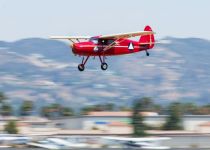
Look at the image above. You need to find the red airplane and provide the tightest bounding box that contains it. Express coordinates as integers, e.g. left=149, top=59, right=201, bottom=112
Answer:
left=51, top=25, right=155, bottom=71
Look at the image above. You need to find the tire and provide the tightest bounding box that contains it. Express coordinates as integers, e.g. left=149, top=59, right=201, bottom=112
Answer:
left=101, top=63, right=108, bottom=70
left=146, top=51, right=150, bottom=56
left=78, top=64, right=85, bottom=71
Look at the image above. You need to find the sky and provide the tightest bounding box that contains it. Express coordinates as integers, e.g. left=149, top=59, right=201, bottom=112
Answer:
left=0, top=0, right=210, bottom=41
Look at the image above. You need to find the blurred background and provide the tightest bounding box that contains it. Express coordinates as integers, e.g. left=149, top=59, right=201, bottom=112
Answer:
left=0, top=0, right=210, bottom=149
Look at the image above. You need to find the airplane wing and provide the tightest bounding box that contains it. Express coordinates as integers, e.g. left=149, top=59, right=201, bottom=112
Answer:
left=47, top=138, right=88, bottom=148
left=99, top=31, right=155, bottom=39
left=103, top=136, right=170, bottom=149
left=99, top=31, right=155, bottom=51
left=103, top=136, right=170, bottom=142
left=50, top=36, right=91, bottom=40
left=27, top=142, right=60, bottom=149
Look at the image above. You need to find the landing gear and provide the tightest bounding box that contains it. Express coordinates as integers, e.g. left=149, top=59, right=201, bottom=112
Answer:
left=78, top=56, right=89, bottom=71
left=146, top=50, right=150, bottom=56
left=77, top=55, right=109, bottom=71
left=101, top=63, right=108, bottom=70
left=78, top=64, right=85, bottom=71
left=99, top=55, right=108, bottom=71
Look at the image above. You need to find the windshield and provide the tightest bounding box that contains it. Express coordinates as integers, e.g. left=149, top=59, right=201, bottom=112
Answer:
left=89, top=37, right=98, bottom=44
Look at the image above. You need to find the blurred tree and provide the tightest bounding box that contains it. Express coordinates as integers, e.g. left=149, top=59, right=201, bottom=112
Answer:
left=104, top=103, right=115, bottom=111
left=1, top=103, right=13, bottom=116
left=153, top=104, right=163, bottom=114
left=60, top=107, right=74, bottom=116
left=136, top=97, right=160, bottom=112
left=132, top=98, right=147, bottom=137
left=80, top=103, right=116, bottom=115
left=93, top=104, right=104, bottom=111
left=41, top=106, right=51, bottom=118
left=0, top=92, right=7, bottom=103
left=41, top=103, right=74, bottom=118
left=182, top=102, right=198, bottom=114
left=195, top=105, right=210, bottom=115
left=20, top=100, right=34, bottom=116
left=119, top=106, right=132, bottom=111
left=80, top=107, right=93, bottom=115
left=140, top=97, right=154, bottom=110
left=0, top=92, right=13, bottom=116
left=41, top=103, right=60, bottom=118
left=4, top=121, right=18, bottom=134
left=163, top=103, right=183, bottom=130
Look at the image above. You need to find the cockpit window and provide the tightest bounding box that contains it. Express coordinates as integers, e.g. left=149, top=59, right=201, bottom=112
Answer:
left=90, top=37, right=98, bottom=44
left=107, top=39, right=115, bottom=45
left=99, top=39, right=115, bottom=45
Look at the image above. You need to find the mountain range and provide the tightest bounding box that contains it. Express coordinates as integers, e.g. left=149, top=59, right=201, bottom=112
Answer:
left=0, top=37, right=210, bottom=111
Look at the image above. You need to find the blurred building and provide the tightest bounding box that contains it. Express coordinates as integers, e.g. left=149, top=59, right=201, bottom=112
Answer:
left=2, top=113, right=210, bottom=135
left=18, top=116, right=60, bottom=136
left=50, top=112, right=210, bottom=135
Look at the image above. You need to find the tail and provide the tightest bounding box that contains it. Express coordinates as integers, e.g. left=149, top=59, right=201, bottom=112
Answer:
left=139, top=25, right=155, bottom=49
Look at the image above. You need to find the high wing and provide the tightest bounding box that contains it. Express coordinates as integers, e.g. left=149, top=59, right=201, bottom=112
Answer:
left=47, top=138, right=88, bottom=148
left=99, top=31, right=155, bottom=51
left=50, top=36, right=91, bottom=40
left=103, top=136, right=170, bottom=142
left=27, top=142, right=60, bottom=149
left=99, top=31, right=155, bottom=39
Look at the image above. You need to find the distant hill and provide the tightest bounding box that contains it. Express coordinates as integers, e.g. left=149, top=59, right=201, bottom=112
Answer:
left=0, top=37, right=210, bottom=110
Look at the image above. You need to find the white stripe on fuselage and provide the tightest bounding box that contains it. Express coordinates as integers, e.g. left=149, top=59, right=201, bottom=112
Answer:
left=79, top=45, right=139, bottom=48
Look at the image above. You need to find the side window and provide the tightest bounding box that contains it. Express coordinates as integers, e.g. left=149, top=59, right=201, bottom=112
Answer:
left=99, top=39, right=114, bottom=45
left=90, top=38, right=98, bottom=44
left=107, top=39, right=115, bottom=45
left=92, top=39, right=98, bottom=44
left=100, top=39, right=107, bottom=45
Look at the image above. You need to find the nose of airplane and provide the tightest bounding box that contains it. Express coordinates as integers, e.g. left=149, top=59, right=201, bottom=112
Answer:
left=71, top=43, right=80, bottom=54
left=70, top=43, right=73, bottom=49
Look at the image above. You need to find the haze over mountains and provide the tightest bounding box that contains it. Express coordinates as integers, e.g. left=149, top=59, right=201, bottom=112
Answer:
left=0, top=37, right=210, bottom=110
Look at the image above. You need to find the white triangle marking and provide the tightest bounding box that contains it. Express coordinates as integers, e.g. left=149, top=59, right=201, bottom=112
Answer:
left=94, top=46, right=99, bottom=52
left=128, top=42, right=134, bottom=50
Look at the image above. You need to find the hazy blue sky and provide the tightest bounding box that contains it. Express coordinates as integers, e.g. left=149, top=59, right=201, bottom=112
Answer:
left=0, top=0, right=210, bottom=41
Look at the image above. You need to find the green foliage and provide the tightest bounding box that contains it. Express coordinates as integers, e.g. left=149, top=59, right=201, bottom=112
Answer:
left=60, top=107, right=74, bottom=116
left=192, top=105, right=210, bottom=115
left=118, top=106, right=132, bottom=111
left=41, top=103, right=74, bottom=118
left=4, top=121, right=18, bottom=134
left=181, top=102, right=198, bottom=114
left=134, top=97, right=162, bottom=113
left=20, top=100, right=34, bottom=116
left=0, top=92, right=13, bottom=116
left=131, top=98, right=148, bottom=137
left=81, top=103, right=116, bottom=115
left=0, top=92, right=7, bottom=103
left=1, top=103, right=13, bottom=116
left=92, top=126, right=99, bottom=130
left=163, top=103, right=183, bottom=130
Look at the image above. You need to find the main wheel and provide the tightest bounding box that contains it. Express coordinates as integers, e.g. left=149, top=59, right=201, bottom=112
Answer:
left=101, top=63, right=108, bottom=70
left=146, top=52, right=150, bottom=56
left=78, top=64, right=85, bottom=71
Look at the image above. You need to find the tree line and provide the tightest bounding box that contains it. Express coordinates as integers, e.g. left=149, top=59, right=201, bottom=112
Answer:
left=1, top=91, right=210, bottom=117
left=0, top=92, right=74, bottom=118
left=1, top=91, right=210, bottom=135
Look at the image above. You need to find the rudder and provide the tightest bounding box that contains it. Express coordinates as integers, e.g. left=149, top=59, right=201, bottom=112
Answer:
left=139, top=26, right=155, bottom=49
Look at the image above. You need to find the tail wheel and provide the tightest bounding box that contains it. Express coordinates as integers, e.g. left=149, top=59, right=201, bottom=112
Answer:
left=101, top=63, right=108, bottom=70
left=146, top=50, right=150, bottom=56
left=78, top=64, right=85, bottom=71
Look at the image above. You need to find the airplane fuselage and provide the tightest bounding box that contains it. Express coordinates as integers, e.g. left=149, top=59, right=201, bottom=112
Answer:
left=72, top=39, right=150, bottom=56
